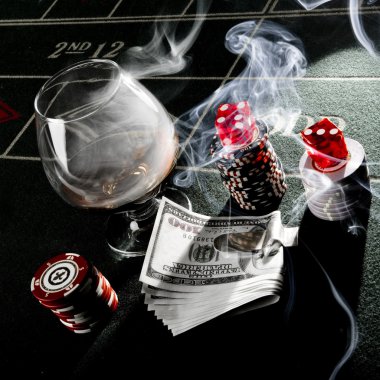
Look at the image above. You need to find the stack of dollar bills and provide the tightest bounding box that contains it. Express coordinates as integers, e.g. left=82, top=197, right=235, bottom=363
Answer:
left=139, top=197, right=298, bottom=336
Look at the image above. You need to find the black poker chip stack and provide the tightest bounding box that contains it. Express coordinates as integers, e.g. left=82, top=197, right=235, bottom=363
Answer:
left=210, top=120, right=287, bottom=215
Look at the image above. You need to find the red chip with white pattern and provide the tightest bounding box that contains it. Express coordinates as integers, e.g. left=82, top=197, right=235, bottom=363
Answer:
left=31, top=253, right=91, bottom=303
left=31, top=253, right=118, bottom=333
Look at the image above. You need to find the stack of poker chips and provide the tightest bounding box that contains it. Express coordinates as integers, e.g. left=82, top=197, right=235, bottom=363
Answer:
left=210, top=101, right=287, bottom=214
left=31, top=253, right=118, bottom=334
left=299, top=118, right=369, bottom=221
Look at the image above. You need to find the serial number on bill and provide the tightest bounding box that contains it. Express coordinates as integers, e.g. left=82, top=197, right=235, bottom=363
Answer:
left=48, top=41, right=125, bottom=59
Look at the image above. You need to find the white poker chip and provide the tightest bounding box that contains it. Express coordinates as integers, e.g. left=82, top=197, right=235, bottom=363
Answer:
left=307, top=203, right=352, bottom=221
left=308, top=201, right=353, bottom=216
left=299, top=138, right=365, bottom=185
left=306, top=196, right=360, bottom=209
left=308, top=191, right=359, bottom=205
left=307, top=189, right=364, bottom=203
left=300, top=172, right=359, bottom=193
left=307, top=199, right=360, bottom=214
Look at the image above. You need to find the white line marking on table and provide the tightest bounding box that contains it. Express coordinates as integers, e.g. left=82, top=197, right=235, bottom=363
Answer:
left=108, top=0, right=124, bottom=18
left=2, top=115, right=35, bottom=156
left=0, top=9, right=379, bottom=26
left=40, top=0, right=60, bottom=20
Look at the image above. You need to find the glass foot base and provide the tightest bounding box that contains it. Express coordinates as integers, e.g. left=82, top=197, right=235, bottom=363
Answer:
left=106, top=208, right=157, bottom=258
left=106, top=187, right=191, bottom=258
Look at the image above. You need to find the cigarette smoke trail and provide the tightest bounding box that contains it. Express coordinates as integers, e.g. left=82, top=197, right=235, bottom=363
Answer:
left=302, top=242, right=359, bottom=380
left=349, top=0, right=378, bottom=57
left=299, top=0, right=380, bottom=57
left=121, top=0, right=211, bottom=78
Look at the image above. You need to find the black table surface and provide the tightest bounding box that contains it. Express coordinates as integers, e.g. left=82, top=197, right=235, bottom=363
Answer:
left=1, top=1, right=379, bottom=379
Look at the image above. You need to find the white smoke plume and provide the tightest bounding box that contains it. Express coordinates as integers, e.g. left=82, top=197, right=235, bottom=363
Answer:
left=299, top=0, right=380, bottom=57
left=297, top=0, right=332, bottom=10
left=174, top=20, right=307, bottom=188
left=121, top=0, right=211, bottom=78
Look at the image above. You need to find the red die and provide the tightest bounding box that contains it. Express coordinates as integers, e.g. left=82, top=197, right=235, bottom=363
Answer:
left=301, top=118, right=349, bottom=169
left=215, top=101, right=257, bottom=148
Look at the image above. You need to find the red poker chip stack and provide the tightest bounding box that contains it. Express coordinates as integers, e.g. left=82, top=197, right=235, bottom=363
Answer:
left=31, top=253, right=118, bottom=334
left=211, top=101, right=287, bottom=215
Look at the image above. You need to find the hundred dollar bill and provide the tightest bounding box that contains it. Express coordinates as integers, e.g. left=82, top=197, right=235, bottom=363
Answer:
left=140, top=197, right=297, bottom=293
left=144, top=279, right=282, bottom=305
left=149, top=282, right=282, bottom=316
left=156, top=289, right=282, bottom=336
left=165, top=294, right=280, bottom=336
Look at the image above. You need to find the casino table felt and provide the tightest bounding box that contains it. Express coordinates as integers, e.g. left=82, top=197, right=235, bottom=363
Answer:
left=0, top=1, right=379, bottom=379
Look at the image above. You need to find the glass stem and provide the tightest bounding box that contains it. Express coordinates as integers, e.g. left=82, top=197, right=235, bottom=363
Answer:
left=125, top=198, right=160, bottom=222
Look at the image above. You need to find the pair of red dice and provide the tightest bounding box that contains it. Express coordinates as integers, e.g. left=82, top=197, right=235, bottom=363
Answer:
left=214, top=102, right=348, bottom=170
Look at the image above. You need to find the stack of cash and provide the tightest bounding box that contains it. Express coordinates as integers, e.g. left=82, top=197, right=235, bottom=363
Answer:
left=139, top=197, right=298, bottom=336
